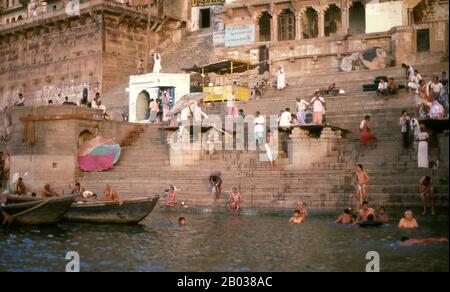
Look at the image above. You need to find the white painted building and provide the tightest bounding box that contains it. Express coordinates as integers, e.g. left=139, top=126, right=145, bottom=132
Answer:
left=128, top=73, right=190, bottom=123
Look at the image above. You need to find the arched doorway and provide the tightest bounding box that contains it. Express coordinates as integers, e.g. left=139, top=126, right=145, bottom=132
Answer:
left=136, top=90, right=150, bottom=121
left=301, top=7, right=318, bottom=39
left=258, top=11, right=272, bottom=42
left=78, top=130, right=94, bottom=149
left=324, top=4, right=342, bottom=36
left=278, top=9, right=296, bottom=41
left=349, top=1, right=365, bottom=35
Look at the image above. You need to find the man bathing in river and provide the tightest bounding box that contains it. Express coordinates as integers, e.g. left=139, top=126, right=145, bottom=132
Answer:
left=355, top=164, right=370, bottom=210
left=178, top=217, right=186, bottom=227
left=358, top=201, right=375, bottom=222
left=209, top=172, right=223, bottom=200
left=227, top=188, right=242, bottom=215
left=164, top=185, right=177, bottom=207
left=377, top=206, right=389, bottom=223
left=397, top=237, right=448, bottom=247
left=289, top=210, right=304, bottom=224
left=419, top=176, right=435, bottom=215
left=296, top=201, right=308, bottom=222
left=335, top=208, right=353, bottom=224
left=398, top=210, right=419, bottom=229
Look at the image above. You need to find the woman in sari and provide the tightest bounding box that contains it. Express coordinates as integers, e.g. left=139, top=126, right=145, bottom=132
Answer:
left=416, top=127, right=429, bottom=168
left=359, top=115, right=376, bottom=156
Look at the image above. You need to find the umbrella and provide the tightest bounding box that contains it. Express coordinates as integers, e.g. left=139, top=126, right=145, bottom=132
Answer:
left=169, top=92, right=209, bottom=116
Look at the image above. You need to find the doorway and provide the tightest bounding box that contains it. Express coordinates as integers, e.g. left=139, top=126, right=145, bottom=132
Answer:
left=200, top=8, right=211, bottom=29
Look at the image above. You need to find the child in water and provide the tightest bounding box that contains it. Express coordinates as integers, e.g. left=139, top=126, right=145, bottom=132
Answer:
left=178, top=217, right=186, bottom=227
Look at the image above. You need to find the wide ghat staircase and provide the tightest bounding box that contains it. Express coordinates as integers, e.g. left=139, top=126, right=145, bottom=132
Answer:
left=78, top=63, right=449, bottom=210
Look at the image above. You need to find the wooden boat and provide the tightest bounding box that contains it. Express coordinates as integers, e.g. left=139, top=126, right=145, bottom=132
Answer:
left=62, top=196, right=159, bottom=224
left=0, top=195, right=75, bottom=225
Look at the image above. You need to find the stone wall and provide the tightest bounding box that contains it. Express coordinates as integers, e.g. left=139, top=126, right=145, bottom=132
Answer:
left=0, top=13, right=103, bottom=108
left=7, top=106, right=138, bottom=193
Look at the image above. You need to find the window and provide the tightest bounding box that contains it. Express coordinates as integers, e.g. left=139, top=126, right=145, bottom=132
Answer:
left=258, top=12, right=272, bottom=42
left=199, top=8, right=211, bottom=29
left=278, top=9, right=296, bottom=41
left=53, top=5, right=58, bottom=11
left=349, top=1, right=365, bottom=35
left=417, top=29, right=430, bottom=52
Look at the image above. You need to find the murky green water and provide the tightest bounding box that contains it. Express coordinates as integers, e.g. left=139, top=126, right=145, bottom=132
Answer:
left=0, top=209, right=448, bottom=272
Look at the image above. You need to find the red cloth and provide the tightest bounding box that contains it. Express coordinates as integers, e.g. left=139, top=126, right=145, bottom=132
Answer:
left=78, top=153, right=115, bottom=171
left=360, top=128, right=376, bottom=145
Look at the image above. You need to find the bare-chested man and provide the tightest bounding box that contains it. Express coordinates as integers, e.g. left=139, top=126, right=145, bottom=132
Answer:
left=104, top=185, right=119, bottom=202
left=296, top=201, right=308, bottom=222
left=16, top=177, right=27, bottom=196
left=335, top=208, right=353, bottom=224
left=355, top=164, right=370, bottom=210
left=227, top=187, right=242, bottom=215
left=42, top=184, right=59, bottom=197
left=289, top=210, right=304, bottom=224
left=419, top=176, right=435, bottom=215
left=398, top=210, right=419, bottom=229
left=359, top=201, right=375, bottom=222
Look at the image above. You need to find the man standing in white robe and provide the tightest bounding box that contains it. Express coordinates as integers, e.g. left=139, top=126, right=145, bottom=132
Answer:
left=277, top=65, right=286, bottom=90
left=153, top=53, right=162, bottom=74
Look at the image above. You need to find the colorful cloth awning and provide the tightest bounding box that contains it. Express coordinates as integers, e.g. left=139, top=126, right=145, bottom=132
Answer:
left=78, top=136, right=121, bottom=171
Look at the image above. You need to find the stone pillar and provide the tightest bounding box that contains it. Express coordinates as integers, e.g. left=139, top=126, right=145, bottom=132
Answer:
left=390, top=26, right=415, bottom=66
left=295, top=12, right=302, bottom=40
left=272, top=13, right=278, bottom=42
left=341, top=5, right=349, bottom=35
left=318, top=9, right=325, bottom=38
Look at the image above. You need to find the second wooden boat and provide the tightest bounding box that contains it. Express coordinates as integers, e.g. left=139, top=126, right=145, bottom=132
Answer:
left=62, top=196, right=159, bottom=224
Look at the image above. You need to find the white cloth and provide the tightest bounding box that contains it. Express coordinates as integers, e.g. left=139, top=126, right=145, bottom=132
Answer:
left=399, top=116, right=410, bottom=133
left=416, top=132, right=429, bottom=168
left=254, top=116, right=265, bottom=134
left=264, top=143, right=273, bottom=161
left=411, top=74, right=422, bottom=85
left=277, top=68, right=286, bottom=90
left=410, top=118, right=420, bottom=137
left=153, top=53, right=162, bottom=73
left=279, top=111, right=292, bottom=127
left=311, top=96, right=325, bottom=113
left=430, top=82, right=443, bottom=94
left=378, top=82, right=387, bottom=90
left=226, top=92, right=235, bottom=108
left=407, top=66, right=415, bottom=82
left=360, top=120, right=366, bottom=130
left=296, top=100, right=309, bottom=112
left=180, top=107, right=190, bottom=121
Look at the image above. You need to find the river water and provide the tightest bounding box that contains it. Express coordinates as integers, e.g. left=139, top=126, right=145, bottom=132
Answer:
left=0, top=208, right=448, bottom=272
